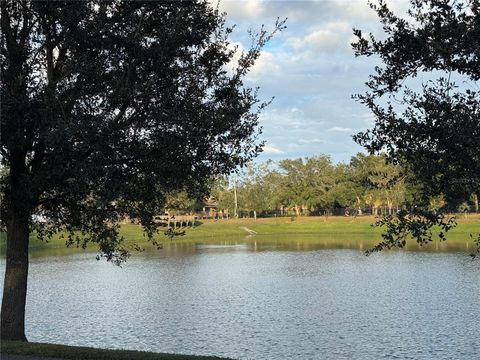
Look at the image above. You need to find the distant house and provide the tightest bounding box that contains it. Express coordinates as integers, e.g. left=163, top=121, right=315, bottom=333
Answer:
left=202, top=197, right=218, bottom=218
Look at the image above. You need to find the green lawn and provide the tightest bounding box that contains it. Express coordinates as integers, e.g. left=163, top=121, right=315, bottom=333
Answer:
left=0, top=214, right=479, bottom=257
left=0, top=341, right=232, bottom=360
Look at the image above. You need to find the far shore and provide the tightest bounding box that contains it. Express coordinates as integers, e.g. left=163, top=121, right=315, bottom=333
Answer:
left=1, top=214, right=478, bottom=257
left=0, top=214, right=480, bottom=257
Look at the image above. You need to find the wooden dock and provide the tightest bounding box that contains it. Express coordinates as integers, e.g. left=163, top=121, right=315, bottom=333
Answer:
left=154, top=215, right=197, bottom=229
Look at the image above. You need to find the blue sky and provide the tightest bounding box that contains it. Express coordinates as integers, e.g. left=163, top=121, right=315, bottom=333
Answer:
left=216, top=0, right=411, bottom=164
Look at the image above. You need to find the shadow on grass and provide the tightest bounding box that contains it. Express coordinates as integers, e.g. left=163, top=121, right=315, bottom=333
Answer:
left=0, top=341, right=233, bottom=360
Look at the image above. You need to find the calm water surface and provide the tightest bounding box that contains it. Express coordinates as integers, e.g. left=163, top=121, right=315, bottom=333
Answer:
left=1, top=241, right=479, bottom=359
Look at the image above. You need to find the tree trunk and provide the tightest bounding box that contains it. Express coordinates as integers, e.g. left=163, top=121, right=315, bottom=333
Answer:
left=1, top=211, right=30, bottom=341
left=233, top=176, right=238, bottom=218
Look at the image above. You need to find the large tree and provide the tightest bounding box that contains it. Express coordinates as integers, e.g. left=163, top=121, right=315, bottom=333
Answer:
left=244, top=161, right=283, bottom=217
left=352, top=0, right=479, bottom=251
left=0, top=0, right=283, bottom=340
left=350, top=153, right=407, bottom=216
left=275, top=156, right=337, bottom=216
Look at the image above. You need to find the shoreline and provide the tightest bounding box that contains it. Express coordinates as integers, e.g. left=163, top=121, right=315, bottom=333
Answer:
left=1, top=215, right=479, bottom=257
left=0, top=341, right=232, bottom=360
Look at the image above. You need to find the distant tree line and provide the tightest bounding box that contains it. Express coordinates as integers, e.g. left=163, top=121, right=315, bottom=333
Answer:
left=167, top=153, right=479, bottom=218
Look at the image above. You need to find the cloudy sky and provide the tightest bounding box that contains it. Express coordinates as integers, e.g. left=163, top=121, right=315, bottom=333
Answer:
left=215, top=0, right=411, bottom=164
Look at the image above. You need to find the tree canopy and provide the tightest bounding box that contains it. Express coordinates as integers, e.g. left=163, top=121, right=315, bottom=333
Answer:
left=1, top=0, right=283, bottom=259
left=352, top=0, right=479, bottom=251
left=0, top=0, right=284, bottom=341
left=208, top=154, right=416, bottom=219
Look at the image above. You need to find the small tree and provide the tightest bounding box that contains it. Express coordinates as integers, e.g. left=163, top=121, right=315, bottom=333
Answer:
left=457, top=202, right=470, bottom=218
left=0, top=0, right=284, bottom=341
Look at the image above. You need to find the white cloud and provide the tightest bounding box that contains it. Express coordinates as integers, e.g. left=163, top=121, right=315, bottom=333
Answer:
left=287, top=21, right=352, bottom=53
left=223, top=41, right=244, bottom=76
left=218, top=0, right=412, bottom=163
left=328, top=126, right=353, bottom=133
left=249, top=50, right=279, bottom=77
left=262, top=143, right=284, bottom=154
left=227, top=43, right=278, bottom=79
left=298, top=138, right=325, bottom=144
left=217, top=0, right=264, bottom=20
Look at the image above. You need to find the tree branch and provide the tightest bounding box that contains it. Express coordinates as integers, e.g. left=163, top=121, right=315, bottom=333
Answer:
left=0, top=2, right=19, bottom=56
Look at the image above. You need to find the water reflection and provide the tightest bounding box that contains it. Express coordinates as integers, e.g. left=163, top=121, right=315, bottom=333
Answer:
left=1, top=233, right=475, bottom=260
left=160, top=235, right=474, bottom=256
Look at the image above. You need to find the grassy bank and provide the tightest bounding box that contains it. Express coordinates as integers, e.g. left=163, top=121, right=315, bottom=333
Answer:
left=1, top=214, right=479, bottom=256
left=0, top=341, right=232, bottom=360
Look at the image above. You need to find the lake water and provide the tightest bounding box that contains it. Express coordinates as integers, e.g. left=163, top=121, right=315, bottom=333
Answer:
left=1, top=241, right=480, bottom=359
